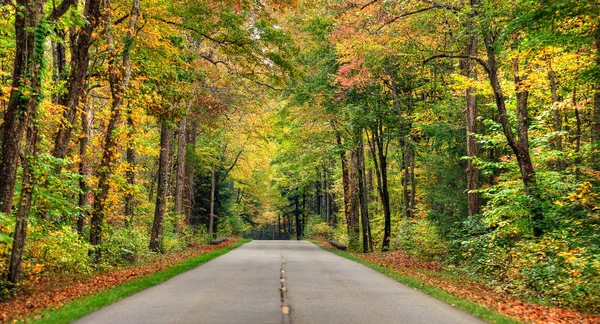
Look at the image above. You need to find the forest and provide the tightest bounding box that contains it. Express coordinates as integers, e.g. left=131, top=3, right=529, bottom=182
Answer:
left=0, top=0, right=599, bottom=321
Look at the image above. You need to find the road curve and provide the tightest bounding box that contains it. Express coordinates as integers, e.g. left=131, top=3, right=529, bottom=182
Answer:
left=74, top=240, right=484, bottom=324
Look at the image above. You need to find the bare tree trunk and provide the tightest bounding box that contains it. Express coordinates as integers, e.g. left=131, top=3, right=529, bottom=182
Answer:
left=208, top=161, right=216, bottom=237
left=149, top=122, right=172, bottom=252
left=90, top=0, right=141, bottom=261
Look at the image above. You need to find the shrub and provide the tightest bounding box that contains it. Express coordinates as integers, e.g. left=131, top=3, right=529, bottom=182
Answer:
left=392, top=218, right=447, bottom=261
left=304, top=219, right=334, bottom=239
left=102, top=227, right=149, bottom=266
left=27, top=225, right=91, bottom=275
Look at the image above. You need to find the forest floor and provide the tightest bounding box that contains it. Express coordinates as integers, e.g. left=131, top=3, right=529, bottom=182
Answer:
left=316, top=238, right=599, bottom=324
left=0, top=240, right=235, bottom=323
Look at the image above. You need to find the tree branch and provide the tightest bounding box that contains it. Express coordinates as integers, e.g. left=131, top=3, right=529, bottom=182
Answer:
left=418, top=0, right=459, bottom=11
left=218, top=148, right=244, bottom=185
left=49, top=0, right=77, bottom=20
left=152, top=16, right=250, bottom=48
left=423, top=54, right=490, bottom=75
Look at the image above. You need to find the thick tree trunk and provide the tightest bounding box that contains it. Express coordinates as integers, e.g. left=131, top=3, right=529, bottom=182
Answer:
left=0, top=0, right=46, bottom=214
left=89, top=0, right=140, bottom=260
left=7, top=96, right=39, bottom=284
left=149, top=122, right=172, bottom=252
left=52, top=0, right=104, bottom=164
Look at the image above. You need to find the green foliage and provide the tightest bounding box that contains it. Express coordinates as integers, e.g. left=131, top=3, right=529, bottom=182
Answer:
left=101, top=228, right=149, bottom=266
left=32, top=154, right=84, bottom=223
left=219, top=214, right=250, bottom=237
left=392, top=219, right=447, bottom=261
left=450, top=170, right=600, bottom=312
left=304, top=218, right=334, bottom=239
left=27, top=225, right=91, bottom=275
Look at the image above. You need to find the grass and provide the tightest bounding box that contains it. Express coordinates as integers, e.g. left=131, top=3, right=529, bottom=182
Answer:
left=310, top=240, right=522, bottom=324
left=27, top=239, right=250, bottom=324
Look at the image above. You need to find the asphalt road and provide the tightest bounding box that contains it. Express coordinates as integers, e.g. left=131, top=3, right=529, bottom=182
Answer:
left=74, top=240, right=485, bottom=324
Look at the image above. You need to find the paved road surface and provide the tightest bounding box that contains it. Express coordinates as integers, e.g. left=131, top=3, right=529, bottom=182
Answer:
left=75, top=241, right=484, bottom=324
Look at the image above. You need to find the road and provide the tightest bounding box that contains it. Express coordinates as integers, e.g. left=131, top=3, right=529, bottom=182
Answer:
left=75, top=240, right=485, bottom=324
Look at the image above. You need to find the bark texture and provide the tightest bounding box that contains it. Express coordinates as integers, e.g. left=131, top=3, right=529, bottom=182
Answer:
left=150, top=122, right=172, bottom=252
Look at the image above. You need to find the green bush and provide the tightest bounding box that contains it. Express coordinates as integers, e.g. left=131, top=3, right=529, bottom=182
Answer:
left=162, top=231, right=186, bottom=253
left=101, top=227, right=149, bottom=266
left=304, top=219, right=334, bottom=238
left=219, top=215, right=249, bottom=237
left=392, top=218, right=447, bottom=261
left=27, top=225, right=91, bottom=275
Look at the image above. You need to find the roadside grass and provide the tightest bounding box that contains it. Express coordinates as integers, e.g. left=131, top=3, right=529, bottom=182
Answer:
left=26, top=239, right=251, bottom=324
left=310, top=241, right=521, bottom=324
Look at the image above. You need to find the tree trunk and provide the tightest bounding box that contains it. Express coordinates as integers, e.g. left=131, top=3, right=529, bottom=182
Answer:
left=149, top=122, right=172, bottom=252
left=460, top=3, right=481, bottom=217
left=354, top=131, right=372, bottom=253
left=174, top=116, right=187, bottom=220
left=334, top=122, right=359, bottom=249
left=548, top=69, right=565, bottom=170
left=183, top=120, right=197, bottom=226
left=321, top=168, right=326, bottom=218
left=574, top=86, right=582, bottom=178
left=0, top=0, right=46, bottom=214
left=124, top=108, right=136, bottom=226
left=278, top=214, right=281, bottom=240
left=483, top=33, right=542, bottom=236
left=51, top=0, right=104, bottom=165
left=7, top=93, right=40, bottom=284
left=89, top=0, right=140, bottom=260
left=77, top=96, right=92, bottom=234
left=295, top=196, right=301, bottom=239
left=592, top=23, right=600, bottom=169
left=367, top=124, right=390, bottom=251
left=208, top=161, right=216, bottom=237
